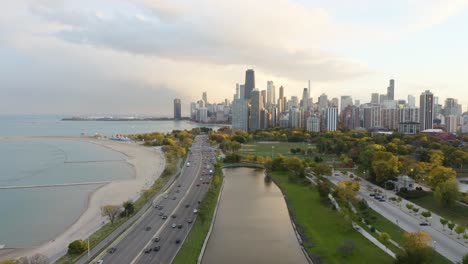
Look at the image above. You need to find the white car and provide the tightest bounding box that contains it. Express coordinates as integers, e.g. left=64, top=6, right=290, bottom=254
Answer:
left=96, top=261, right=104, bottom=264
left=193, top=209, right=198, bottom=214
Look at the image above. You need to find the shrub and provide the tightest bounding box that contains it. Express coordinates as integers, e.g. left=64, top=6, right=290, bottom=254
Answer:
left=68, top=239, right=87, bottom=255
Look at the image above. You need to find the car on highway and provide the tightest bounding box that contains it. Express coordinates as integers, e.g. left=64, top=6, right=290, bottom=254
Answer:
left=185, top=204, right=190, bottom=208
left=145, top=226, right=151, bottom=231
left=177, top=224, right=183, bottom=229
left=176, top=189, right=180, bottom=193
left=420, top=222, right=429, bottom=226
left=153, top=245, right=160, bottom=252
left=96, top=260, right=103, bottom=264
left=187, top=219, right=193, bottom=224
left=162, top=215, right=167, bottom=220
left=144, top=248, right=152, bottom=254
left=172, top=223, right=177, bottom=228
left=175, top=239, right=181, bottom=244
left=158, top=206, right=164, bottom=210
left=178, top=184, right=181, bottom=187
left=159, top=212, right=164, bottom=216
left=107, top=247, right=117, bottom=254
left=154, top=204, right=159, bottom=208
left=153, top=237, right=160, bottom=242
left=200, top=178, right=203, bottom=181
left=172, top=197, right=177, bottom=200
left=171, top=214, right=177, bottom=218
left=193, top=209, right=198, bottom=214
left=196, top=184, right=200, bottom=187
left=369, top=193, right=376, bottom=197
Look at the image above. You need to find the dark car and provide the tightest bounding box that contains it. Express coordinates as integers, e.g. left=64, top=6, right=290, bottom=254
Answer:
left=172, top=197, right=177, bottom=200
left=171, top=214, right=177, bottom=219
left=175, top=239, right=181, bottom=244
left=185, top=204, right=190, bottom=208
left=144, top=248, right=152, bottom=253
left=145, top=226, right=151, bottom=231
left=177, top=224, right=183, bottom=229
left=378, top=198, right=386, bottom=202
left=153, top=246, right=160, bottom=252
left=187, top=219, right=193, bottom=224
left=420, top=222, right=429, bottom=226
left=369, top=193, right=376, bottom=197
left=162, top=215, right=168, bottom=220
left=178, top=184, right=181, bottom=187
left=196, top=184, right=200, bottom=187
left=108, top=247, right=117, bottom=254
left=159, top=206, right=164, bottom=210
left=159, top=212, right=164, bottom=216
left=154, top=205, right=159, bottom=209
left=176, top=189, right=180, bottom=193
left=153, top=237, right=160, bottom=242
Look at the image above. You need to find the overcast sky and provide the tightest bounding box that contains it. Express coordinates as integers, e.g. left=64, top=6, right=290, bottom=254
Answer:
left=1, top=0, right=467, bottom=116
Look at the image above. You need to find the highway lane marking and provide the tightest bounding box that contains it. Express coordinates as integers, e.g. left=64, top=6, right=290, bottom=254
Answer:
left=131, top=148, right=206, bottom=264
left=88, top=154, right=188, bottom=263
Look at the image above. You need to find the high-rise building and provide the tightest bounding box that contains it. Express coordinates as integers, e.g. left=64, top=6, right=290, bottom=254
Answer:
left=326, top=107, right=338, bottom=131
left=278, top=86, right=285, bottom=113
left=382, top=108, right=399, bottom=130
left=306, top=115, right=320, bottom=132
left=354, top=100, right=360, bottom=107
left=371, top=93, right=379, bottom=104
left=301, top=88, right=309, bottom=110
left=261, top=90, right=267, bottom=107
left=340, top=96, right=353, bottom=113
left=289, top=107, right=301, bottom=128
left=173, top=98, right=181, bottom=119
left=267, top=81, right=275, bottom=107
left=318, top=93, right=328, bottom=113
left=363, top=105, right=382, bottom=129
left=232, top=99, right=249, bottom=131
left=202, top=92, right=208, bottom=105
left=244, top=69, right=255, bottom=100
left=240, top=85, right=245, bottom=100
left=234, top=83, right=240, bottom=100
left=420, top=90, right=434, bottom=131
left=331, top=98, right=339, bottom=108
left=445, top=115, right=457, bottom=133
left=444, top=98, right=460, bottom=116
left=407, top=95, right=415, bottom=107
left=399, top=106, right=420, bottom=134
left=387, top=79, right=395, bottom=100
left=249, top=89, right=263, bottom=132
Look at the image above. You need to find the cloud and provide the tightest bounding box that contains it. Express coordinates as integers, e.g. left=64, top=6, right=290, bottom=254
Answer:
left=29, top=0, right=371, bottom=83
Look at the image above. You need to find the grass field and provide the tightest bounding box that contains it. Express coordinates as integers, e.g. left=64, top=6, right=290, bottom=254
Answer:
left=405, top=193, right=468, bottom=227
left=269, top=171, right=394, bottom=264
left=172, top=164, right=223, bottom=264
left=240, top=141, right=313, bottom=157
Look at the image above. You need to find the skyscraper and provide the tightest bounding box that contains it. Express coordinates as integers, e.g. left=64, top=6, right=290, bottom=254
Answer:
left=202, top=92, right=208, bottom=105
left=278, top=86, right=285, bottom=113
left=244, top=69, right=255, bottom=100
left=371, top=93, right=379, bottom=104
left=420, top=90, right=434, bottom=131
left=173, top=98, right=181, bottom=119
left=261, top=90, right=267, bottom=107
left=318, top=93, right=328, bottom=113
left=249, top=89, right=262, bottom=132
left=267, top=81, right=275, bottom=106
left=387, top=79, right=395, bottom=100
left=301, top=88, right=309, bottom=110
left=232, top=99, right=249, bottom=131
left=340, top=96, right=353, bottom=113
left=407, top=95, right=415, bottom=107
left=240, top=85, right=245, bottom=100
left=326, top=107, right=338, bottom=131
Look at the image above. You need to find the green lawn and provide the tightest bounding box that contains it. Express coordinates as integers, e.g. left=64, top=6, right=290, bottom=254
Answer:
left=405, top=193, right=468, bottom=227
left=269, top=171, right=394, bottom=264
left=172, top=164, right=223, bottom=264
left=240, top=141, right=313, bottom=156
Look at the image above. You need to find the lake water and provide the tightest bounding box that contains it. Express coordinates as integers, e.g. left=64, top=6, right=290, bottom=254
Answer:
left=0, top=115, right=221, bottom=248
left=202, top=167, right=307, bottom=264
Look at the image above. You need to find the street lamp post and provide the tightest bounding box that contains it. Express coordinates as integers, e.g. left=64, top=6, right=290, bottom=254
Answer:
left=271, top=146, right=275, bottom=159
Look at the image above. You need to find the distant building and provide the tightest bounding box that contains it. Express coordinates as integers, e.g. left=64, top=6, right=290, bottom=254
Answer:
left=399, top=106, right=420, bottom=134
left=173, top=98, right=181, bottom=119
left=306, top=115, right=320, bottom=132
left=420, top=90, right=434, bottom=131
left=249, top=89, right=262, bottom=132
left=232, top=99, right=249, bottom=131
left=244, top=69, right=255, bottom=100
left=371, top=93, right=379, bottom=104
left=387, top=79, right=395, bottom=101
left=289, top=107, right=301, bottom=128
left=446, top=115, right=457, bottom=133
left=326, top=107, right=338, bottom=131
left=363, top=105, right=382, bottom=129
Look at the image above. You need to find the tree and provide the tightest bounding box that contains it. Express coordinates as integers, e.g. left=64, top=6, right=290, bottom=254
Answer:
left=379, top=232, right=391, bottom=244
left=462, top=253, right=468, bottom=264
left=101, top=205, right=120, bottom=225
left=463, top=234, right=468, bottom=243
left=428, top=166, right=456, bottom=189
left=429, top=150, right=445, bottom=168
left=448, top=150, right=468, bottom=169
left=421, top=211, right=431, bottom=222
left=455, top=225, right=466, bottom=239
left=16, top=254, right=48, bottom=264
left=396, top=231, right=434, bottom=264
left=336, top=180, right=360, bottom=203
left=313, top=163, right=332, bottom=177
left=434, top=179, right=461, bottom=207
left=371, top=151, right=399, bottom=183
left=412, top=207, right=419, bottom=215
left=283, top=157, right=305, bottom=177
left=448, top=222, right=455, bottom=234
left=440, top=218, right=448, bottom=230
left=122, top=200, right=135, bottom=217
left=406, top=203, right=413, bottom=212
left=68, top=239, right=87, bottom=255
left=0, top=260, right=15, bottom=264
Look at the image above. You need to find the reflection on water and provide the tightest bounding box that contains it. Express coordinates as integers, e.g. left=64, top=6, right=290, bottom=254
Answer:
left=202, top=167, right=307, bottom=264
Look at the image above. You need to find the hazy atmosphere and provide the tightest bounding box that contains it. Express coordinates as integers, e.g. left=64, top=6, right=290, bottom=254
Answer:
left=1, top=0, right=467, bottom=116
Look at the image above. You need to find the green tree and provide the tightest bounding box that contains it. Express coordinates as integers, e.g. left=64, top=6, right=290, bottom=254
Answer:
left=379, top=232, right=391, bottom=244
left=412, top=207, right=420, bottom=215
left=396, top=231, right=434, bottom=264
left=455, top=225, right=466, bottom=239
left=313, top=163, right=332, bottom=177
left=371, top=151, right=399, bottom=183
left=406, top=203, right=414, bottom=212
left=122, top=200, right=135, bottom=217
left=283, top=157, right=305, bottom=177
left=142, top=189, right=152, bottom=202
left=448, top=150, right=468, bottom=169
left=429, top=150, right=445, bottom=167
left=461, top=253, right=468, bottom=264
left=101, top=205, right=120, bottom=225
left=421, top=211, right=431, bottom=222
left=434, top=179, right=461, bottom=207
left=440, top=218, right=448, bottom=230
left=428, top=166, right=456, bottom=189
left=68, top=239, right=87, bottom=255
left=448, top=222, right=455, bottom=234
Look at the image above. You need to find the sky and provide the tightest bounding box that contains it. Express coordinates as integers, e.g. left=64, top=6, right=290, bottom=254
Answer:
left=1, top=0, right=468, bottom=116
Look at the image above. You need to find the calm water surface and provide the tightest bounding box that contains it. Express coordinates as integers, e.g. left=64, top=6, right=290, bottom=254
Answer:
left=202, top=167, right=307, bottom=264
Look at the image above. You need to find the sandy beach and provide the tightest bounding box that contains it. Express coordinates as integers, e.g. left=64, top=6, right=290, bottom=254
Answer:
left=0, top=137, right=165, bottom=262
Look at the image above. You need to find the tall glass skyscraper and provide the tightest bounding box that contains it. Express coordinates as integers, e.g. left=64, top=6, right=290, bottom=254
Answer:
left=173, top=98, right=181, bottom=119
left=244, top=69, right=255, bottom=100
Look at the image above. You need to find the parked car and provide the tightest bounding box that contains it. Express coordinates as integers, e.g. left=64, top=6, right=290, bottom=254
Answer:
left=153, top=237, right=160, bottom=242
left=107, top=247, right=117, bottom=254
left=144, top=248, right=151, bottom=253
left=153, top=245, right=160, bottom=252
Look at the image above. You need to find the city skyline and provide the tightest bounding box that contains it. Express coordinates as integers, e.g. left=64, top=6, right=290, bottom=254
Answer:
left=1, top=1, right=468, bottom=116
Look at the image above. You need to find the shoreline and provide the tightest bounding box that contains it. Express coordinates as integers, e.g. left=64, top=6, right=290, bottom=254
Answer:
left=0, top=137, right=166, bottom=262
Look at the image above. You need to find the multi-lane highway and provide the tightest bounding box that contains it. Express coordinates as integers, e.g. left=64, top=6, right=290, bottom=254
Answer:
left=92, top=135, right=216, bottom=264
